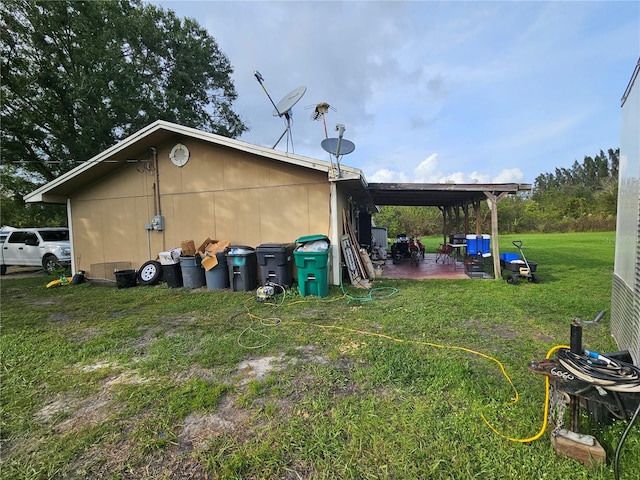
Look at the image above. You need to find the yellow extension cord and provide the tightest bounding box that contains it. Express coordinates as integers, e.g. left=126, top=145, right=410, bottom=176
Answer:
left=249, top=294, right=568, bottom=443
left=300, top=321, right=569, bottom=444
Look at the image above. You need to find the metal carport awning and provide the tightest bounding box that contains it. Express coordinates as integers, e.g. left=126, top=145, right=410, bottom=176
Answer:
left=366, top=182, right=532, bottom=279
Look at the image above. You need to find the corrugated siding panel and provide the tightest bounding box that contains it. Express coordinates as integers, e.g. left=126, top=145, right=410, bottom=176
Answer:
left=611, top=203, right=640, bottom=365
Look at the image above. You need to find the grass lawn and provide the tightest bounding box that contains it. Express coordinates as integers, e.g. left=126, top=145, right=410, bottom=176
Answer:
left=1, top=231, right=638, bottom=479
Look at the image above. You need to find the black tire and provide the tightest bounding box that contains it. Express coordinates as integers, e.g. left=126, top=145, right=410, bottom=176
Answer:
left=138, top=260, right=163, bottom=285
left=42, top=255, right=61, bottom=274
left=0, top=264, right=6, bottom=275
left=507, top=275, right=518, bottom=285
left=530, top=274, right=540, bottom=284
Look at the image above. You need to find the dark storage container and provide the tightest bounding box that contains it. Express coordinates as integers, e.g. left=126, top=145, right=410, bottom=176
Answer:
left=294, top=234, right=330, bottom=298
left=115, top=269, right=137, bottom=289
left=205, top=252, right=229, bottom=290
left=465, top=256, right=484, bottom=273
left=162, top=263, right=183, bottom=288
left=256, top=243, right=295, bottom=287
left=179, top=256, right=206, bottom=289
left=226, top=246, right=257, bottom=292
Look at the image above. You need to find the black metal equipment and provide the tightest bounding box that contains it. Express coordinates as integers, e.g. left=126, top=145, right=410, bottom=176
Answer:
left=529, top=311, right=640, bottom=425
left=528, top=311, right=640, bottom=477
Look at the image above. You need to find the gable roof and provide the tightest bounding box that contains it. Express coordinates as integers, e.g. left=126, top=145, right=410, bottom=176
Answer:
left=24, top=120, right=368, bottom=204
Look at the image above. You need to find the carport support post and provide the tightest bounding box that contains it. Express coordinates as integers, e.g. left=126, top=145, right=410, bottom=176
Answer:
left=330, top=181, right=341, bottom=286
left=439, top=206, right=446, bottom=245
left=484, top=191, right=509, bottom=280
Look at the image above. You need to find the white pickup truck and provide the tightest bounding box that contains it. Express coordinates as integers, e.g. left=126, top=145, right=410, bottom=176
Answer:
left=0, top=227, right=71, bottom=275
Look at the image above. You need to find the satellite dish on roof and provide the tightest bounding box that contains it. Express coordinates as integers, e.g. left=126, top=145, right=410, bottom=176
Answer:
left=321, top=138, right=355, bottom=156
left=273, top=86, right=306, bottom=117
left=253, top=70, right=306, bottom=153
left=321, top=124, right=355, bottom=178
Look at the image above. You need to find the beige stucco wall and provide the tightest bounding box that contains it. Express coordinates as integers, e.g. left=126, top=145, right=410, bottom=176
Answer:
left=70, top=138, right=332, bottom=278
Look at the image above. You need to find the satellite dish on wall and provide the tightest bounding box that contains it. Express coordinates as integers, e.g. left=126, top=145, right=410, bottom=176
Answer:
left=321, top=124, right=355, bottom=178
left=253, top=70, right=306, bottom=153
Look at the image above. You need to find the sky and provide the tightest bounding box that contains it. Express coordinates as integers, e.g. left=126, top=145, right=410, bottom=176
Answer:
left=150, top=0, right=639, bottom=185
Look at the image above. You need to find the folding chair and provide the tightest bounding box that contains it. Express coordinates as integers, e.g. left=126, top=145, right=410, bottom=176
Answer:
left=435, top=243, right=453, bottom=264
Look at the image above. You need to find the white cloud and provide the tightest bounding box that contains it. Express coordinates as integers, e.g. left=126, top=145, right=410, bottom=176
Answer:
left=367, top=153, right=524, bottom=184
left=413, top=153, right=440, bottom=182
left=493, top=168, right=525, bottom=183
left=368, top=168, right=409, bottom=183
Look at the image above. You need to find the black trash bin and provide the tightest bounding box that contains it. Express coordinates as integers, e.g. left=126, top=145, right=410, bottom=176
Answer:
left=226, top=246, right=257, bottom=292
left=162, top=263, right=183, bottom=288
left=256, top=243, right=295, bottom=287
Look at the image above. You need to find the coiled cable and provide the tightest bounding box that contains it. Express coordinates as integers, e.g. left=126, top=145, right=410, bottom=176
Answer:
left=556, top=348, right=640, bottom=393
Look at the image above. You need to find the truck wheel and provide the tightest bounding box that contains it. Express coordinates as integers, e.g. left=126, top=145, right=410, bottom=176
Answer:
left=0, top=265, right=6, bottom=275
left=42, top=255, right=61, bottom=274
left=138, top=260, right=162, bottom=285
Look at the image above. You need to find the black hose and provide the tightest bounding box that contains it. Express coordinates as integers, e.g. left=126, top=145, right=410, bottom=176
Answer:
left=614, top=401, right=640, bottom=480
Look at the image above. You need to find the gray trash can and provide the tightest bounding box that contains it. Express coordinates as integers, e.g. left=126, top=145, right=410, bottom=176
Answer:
left=179, top=256, right=206, bottom=289
left=205, top=252, right=229, bottom=290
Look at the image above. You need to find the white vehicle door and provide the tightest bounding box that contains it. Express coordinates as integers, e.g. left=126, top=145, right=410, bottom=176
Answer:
left=2, top=232, right=24, bottom=264
left=20, top=231, right=41, bottom=266
left=4, top=231, right=40, bottom=266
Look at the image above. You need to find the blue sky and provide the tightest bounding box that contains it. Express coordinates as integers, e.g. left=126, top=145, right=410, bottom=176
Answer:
left=151, top=0, right=639, bottom=185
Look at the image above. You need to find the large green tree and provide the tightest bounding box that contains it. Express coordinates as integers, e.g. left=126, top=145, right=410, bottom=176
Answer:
left=1, top=0, right=246, bottom=225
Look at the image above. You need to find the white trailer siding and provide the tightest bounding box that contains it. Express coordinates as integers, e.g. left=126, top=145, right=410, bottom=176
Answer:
left=611, top=58, right=640, bottom=365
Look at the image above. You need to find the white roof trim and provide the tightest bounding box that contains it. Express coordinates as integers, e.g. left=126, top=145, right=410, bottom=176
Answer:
left=25, top=120, right=365, bottom=202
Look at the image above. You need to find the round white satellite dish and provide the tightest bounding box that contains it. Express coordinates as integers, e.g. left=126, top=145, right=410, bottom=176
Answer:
left=321, top=138, right=356, bottom=156
left=273, top=86, right=307, bottom=117
left=169, top=143, right=189, bottom=167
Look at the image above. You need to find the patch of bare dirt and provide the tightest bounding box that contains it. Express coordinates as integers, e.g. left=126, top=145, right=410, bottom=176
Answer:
left=1, top=266, right=46, bottom=279
left=179, top=395, right=252, bottom=450
left=35, top=365, right=149, bottom=434
left=57, top=347, right=338, bottom=478
left=465, top=318, right=519, bottom=340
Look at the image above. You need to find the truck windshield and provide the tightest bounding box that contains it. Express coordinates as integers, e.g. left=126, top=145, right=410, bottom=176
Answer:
left=39, top=230, right=69, bottom=241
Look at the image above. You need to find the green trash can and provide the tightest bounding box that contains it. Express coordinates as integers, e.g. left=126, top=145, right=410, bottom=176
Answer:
left=293, top=234, right=330, bottom=297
